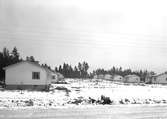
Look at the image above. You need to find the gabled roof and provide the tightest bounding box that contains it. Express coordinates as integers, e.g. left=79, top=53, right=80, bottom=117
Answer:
left=154, top=72, right=167, bottom=77
left=3, top=61, right=51, bottom=73
left=124, top=74, right=140, bottom=78
left=113, top=75, right=123, bottom=77
left=56, top=72, right=64, bottom=78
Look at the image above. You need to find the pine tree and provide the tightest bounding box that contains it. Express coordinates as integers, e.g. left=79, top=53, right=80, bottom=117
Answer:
left=11, top=47, right=20, bottom=64
left=26, top=56, right=35, bottom=62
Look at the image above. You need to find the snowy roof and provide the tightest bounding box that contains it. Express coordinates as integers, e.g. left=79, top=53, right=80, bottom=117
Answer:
left=124, top=74, right=140, bottom=78
left=56, top=72, right=64, bottom=78
left=153, top=72, right=167, bottom=77
left=113, top=75, right=123, bottom=77
left=3, top=61, right=52, bottom=73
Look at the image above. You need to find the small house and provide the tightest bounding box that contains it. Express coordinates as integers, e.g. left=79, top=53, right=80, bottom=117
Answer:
left=113, top=75, right=124, bottom=82
left=93, top=74, right=104, bottom=79
left=3, top=61, right=52, bottom=90
left=151, top=73, right=167, bottom=84
left=50, top=71, right=58, bottom=83
left=124, top=74, right=140, bottom=83
left=145, top=75, right=156, bottom=84
left=104, top=74, right=113, bottom=80
left=56, top=72, right=64, bottom=80
left=51, top=72, right=64, bottom=83
left=93, top=75, right=98, bottom=79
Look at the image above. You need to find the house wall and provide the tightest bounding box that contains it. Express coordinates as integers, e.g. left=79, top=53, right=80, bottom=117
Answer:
left=104, top=74, right=112, bottom=80
left=93, top=75, right=98, bottom=79
left=94, top=75, right=104, bottom=79
left=145, top=77, right=151, bottom=83
left=57, top=74, right=64, bottom=80
left=113, top=75, right=123, bottom=82
left=5, top=62, right=48, bottom=85
left=46, top=71, right=52, bottom=84
left=124, top=75, right=140, bottom=83
left=51, top=73, right=58, bottom=83
left=152, top=74, right=167, bottom=84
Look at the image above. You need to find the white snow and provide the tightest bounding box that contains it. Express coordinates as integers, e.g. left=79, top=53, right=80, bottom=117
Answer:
left=0, top=78, right=167, bottom=108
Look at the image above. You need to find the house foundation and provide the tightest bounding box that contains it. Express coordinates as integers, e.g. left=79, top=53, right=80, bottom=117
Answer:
left=5, top=84, right=50, bottom=91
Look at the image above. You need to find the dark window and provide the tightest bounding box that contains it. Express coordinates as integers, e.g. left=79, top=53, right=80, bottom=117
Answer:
left=166, top=78, right=167, bottom=81
left=52, top=75, right=55, bottom=79
left=154, top=77, right=156, bottom=81
left=32, top=72, right=40, bottom=79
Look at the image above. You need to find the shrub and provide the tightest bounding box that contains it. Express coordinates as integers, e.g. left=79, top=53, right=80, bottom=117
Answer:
left=69, top=97, right=85, bottom=105
left=55, top=86, right=71, bottom=92
left=100, top=95, right=112, bottom=104
left=25, top=99, right=34, bottom=106
left=119, top=99, right=124, bottom=104
left=88, top=97, right=96, bottom=104
left=54, top=81, right=68, bottom=84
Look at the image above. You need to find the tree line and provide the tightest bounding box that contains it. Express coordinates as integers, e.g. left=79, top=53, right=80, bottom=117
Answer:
left=55, top=64, right=155, bottom=82
left=0, top=47, right=22, bottom=82
left=55, top=62, right=89, bottom=78
left=0, top=47, right=155, bottom=82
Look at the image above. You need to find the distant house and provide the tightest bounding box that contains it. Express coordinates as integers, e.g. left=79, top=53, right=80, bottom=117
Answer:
left=113, top=75, right=124, bottom=82
left=104, top=74, right=113, bottom=80
left=50, top=71, right=58, bottom=83
left=51, top=72, right=64, bottom=83
left=56, top=72, right=64, bottom=80
left=124, top=74, right=140, bottom=83
left=150, top=73, right=167, bottom=84
left=145, top=75, right=156, bottom=84
left=93, top=74, right=104, bottom=79
left=3, top=61, right=52, bottom=90
left=93, top=75, right=98, bottom=79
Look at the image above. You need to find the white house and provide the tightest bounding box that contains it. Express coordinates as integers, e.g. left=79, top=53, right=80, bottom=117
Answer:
left=50, top=71, right=58, bottom=83
left=51, top=71, right=64, bottom=83
left=124, top=74, right=140, bottom=83
left=93, top=75, right=98, bottom=79
left=151, top=73, right=167, bottom=84
left=3, top=61, right=52, bottom=90
left=113, top=75, right=124, bottom=82
left=56, top=72, right=64, bottom=81
left=93, top=74, right=104, bottom=79
left=104, top=74, right=113, bottom=80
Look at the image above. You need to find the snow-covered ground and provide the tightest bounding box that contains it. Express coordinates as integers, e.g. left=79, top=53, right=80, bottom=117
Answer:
left=1, top=78, right=167, bottom=108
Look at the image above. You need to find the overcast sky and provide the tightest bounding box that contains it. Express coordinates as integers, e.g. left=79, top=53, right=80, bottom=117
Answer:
left=0, top=0, right=167, bottom=73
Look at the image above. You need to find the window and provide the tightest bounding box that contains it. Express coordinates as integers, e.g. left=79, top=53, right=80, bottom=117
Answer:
left=52, top=75, right=55, bottom=79
left=154, top=77, right=156, bottom=81
left=32, top=72, right=40, bottom=79
left=166, top=78, right=167, bottom=81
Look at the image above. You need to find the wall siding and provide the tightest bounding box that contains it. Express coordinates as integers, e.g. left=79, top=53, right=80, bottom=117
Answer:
left=153, top=74, right=167, bottom=84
